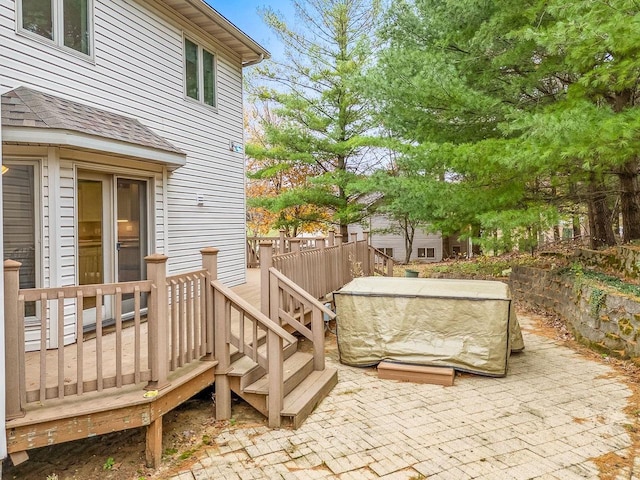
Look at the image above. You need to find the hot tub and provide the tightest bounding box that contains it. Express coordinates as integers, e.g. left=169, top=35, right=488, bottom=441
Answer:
left=333, top=277, right=524, bottom=377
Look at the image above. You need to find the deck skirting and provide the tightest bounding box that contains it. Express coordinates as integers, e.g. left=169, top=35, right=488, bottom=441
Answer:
left=6, top=360, right=216, bottom=467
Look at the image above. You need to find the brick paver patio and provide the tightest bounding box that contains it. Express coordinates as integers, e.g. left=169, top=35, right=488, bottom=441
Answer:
left=163, top=314, right=637, bottom=480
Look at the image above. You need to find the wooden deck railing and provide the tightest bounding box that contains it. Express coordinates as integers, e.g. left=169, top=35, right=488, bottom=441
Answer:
left=210, top=278, right=297, bottom=427
left=268, top=268, right=335, bottom=371
left=7, top=273, right=153, bottom=410
left=247, top=230, right=338, bottom=268
left=166, top=269, right=210, bottom=370
left=3, top=249, right=219, bottom=420
left=258, top=233, right=393, bottom=311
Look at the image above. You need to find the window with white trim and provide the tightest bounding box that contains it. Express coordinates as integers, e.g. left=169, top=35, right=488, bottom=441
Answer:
left=184, top=37, right=217, bottom=107
left=19, top=0, right=92, bottom=56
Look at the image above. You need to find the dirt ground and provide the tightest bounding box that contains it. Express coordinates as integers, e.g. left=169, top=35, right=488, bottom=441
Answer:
left=4, top=314, right=640, bottom=480
left=2, top=389, right=267, bottom=480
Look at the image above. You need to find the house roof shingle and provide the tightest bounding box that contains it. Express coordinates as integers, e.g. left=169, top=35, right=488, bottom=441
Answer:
left=1, top=87, right=185, bottom=155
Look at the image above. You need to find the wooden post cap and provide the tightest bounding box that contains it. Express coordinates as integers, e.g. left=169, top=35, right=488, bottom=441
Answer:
left=144, top=253, right=168, bottom=263
left=4, top=259, right=22, bottom=270
left=200, top=247, right=219, bottom=256
left=259, top=241, right=273, bottom=246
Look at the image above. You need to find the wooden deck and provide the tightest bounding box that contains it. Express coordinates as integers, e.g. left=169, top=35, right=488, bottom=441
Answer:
left=6, top=268, right=264, bottom=467
left=5, top=237, right=387, bottom=468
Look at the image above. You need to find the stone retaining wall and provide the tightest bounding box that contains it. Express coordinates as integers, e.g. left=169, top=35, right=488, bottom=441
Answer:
left=574, top=246, right=640, bottom=279
left=510, top=266, right=640, bottom=358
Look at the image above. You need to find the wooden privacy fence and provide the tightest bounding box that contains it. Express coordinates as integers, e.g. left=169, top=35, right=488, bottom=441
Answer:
left=3, top=249, right=219, bottom=420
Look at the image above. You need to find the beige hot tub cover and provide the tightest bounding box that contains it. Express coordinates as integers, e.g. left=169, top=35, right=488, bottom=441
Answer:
left=333, top=277, right=524, bottom=377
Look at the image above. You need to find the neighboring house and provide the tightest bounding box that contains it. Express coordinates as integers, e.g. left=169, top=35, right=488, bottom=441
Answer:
left=348, top=215, right=445, bottom=264
left=1, top=0, right=268, bottom=352
left=349, top=215, right=472, bottom=264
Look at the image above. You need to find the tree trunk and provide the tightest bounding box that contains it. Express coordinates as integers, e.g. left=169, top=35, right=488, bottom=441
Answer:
left=403, top=223, right=415, bottom=264
left=471, top=224, right=482, bottom=255
left=587, top=177, right=616, bottom=249
left=618, top=158, right=640, bottom=243
left=572, top=215, right=581, bottom=240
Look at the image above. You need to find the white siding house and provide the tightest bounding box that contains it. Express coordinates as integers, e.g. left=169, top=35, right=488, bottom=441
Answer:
left=349, top=215, right=444, bottom=264
left=1, top=0, right=267, bottom=348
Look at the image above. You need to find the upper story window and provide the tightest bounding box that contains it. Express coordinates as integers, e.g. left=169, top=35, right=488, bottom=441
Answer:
left=19, top=0, right=92, bottom=56
left=184, top=38, right=216, bottom=107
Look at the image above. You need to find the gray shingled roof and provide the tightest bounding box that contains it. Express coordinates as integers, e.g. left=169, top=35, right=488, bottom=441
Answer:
left=1, top=87, right=184, bottom=155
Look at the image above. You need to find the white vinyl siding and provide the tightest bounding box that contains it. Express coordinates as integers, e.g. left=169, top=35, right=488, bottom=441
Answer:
left=1, top=0, right=247, bottom=286
left=348, top=216, right=443, bottom=263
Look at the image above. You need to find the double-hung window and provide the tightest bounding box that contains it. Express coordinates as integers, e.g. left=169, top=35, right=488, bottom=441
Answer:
left=184, top=38, right=217, bottom=107
left=19, top=0, right=92, bottom=56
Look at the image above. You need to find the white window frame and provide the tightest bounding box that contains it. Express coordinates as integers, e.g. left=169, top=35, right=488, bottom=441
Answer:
left=183, top=35, right=218, bottom=109
left=16, top=0, right=94, bottom=59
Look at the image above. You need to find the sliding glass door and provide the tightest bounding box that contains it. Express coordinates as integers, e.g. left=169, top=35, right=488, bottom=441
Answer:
left=116, top=178, right=148, bottom=313
left=77, top=173, right=149, bottom=330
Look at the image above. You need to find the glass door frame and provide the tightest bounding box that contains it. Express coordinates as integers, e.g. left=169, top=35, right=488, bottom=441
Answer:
left=76, top=168, right=154, bottom=334
left=115, top=175, right=150, bottom=318
left=77, top=170, right=114, bottom=330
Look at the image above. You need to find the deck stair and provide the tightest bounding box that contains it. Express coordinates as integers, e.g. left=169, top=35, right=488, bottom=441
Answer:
left=227, top=332, right=338, bottom=428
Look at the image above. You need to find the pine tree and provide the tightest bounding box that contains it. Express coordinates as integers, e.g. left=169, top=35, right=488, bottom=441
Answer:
left=246, top=0, right=384, bottom=236
left=369, top=0, right=640, bottom=249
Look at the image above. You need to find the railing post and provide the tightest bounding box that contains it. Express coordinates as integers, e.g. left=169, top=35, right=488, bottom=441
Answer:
left=363, top=231, right=369, bottom=244
left=312, top=307, right=325, bottom=371
left=289, top=238, right=301, bottom=253
left=213, top=287, right=231, bottom=420
left=350, top=232, right=358, bottom=244
left=267, top=330, right=283, bottom=428
left=328, top=230, right=335, bottom=247
left=259, top=241, right=273, bottom=316
left=5, top=260, right=25, bottom=419
left=268, top=275, right=284, bottom=427
left=387, top=257, right=395, bottom=277
left=335, top=234, right=343, bottom=246
left=145, top=254, right=169, bottom=391
left=279, top=229, right=286, bottom=254
left=201, top=247, right=218, bottom=360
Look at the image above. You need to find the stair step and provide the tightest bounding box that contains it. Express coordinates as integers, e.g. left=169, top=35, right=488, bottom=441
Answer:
left=281, top=368, right=338, bottom=429
left=228, top=355, right=259, bottom=377
left=243, top=351, right=314, bottom=396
